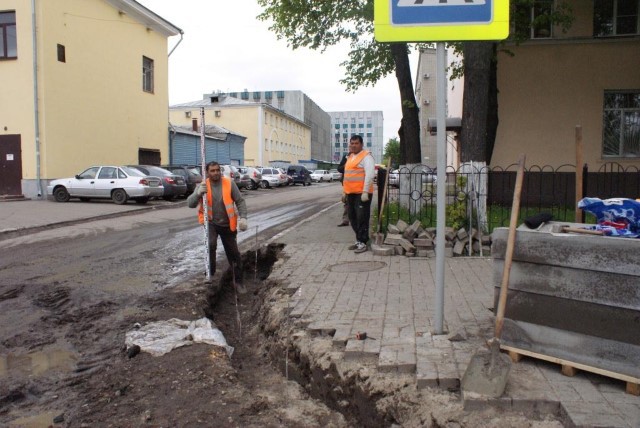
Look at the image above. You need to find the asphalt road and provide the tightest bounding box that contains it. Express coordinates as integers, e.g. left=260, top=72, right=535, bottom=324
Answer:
left=0, top=181, right=352, bottom=427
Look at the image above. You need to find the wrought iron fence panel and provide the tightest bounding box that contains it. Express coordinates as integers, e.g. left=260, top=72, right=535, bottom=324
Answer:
left=380, top=162, right=640, bottom=234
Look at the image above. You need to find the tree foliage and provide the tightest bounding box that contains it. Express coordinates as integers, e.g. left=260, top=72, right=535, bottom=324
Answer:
left=257, top=0, right=421, bottom=164
left=383, top=137, right=400, bottom=168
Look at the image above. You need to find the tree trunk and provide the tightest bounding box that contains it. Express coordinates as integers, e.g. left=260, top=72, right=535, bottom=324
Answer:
left=391, top=43, right=421, bottom=164
left=460, top=41, right=498, bottom=164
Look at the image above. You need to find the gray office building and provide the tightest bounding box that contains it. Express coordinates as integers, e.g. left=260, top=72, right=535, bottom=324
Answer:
left=329, top=111, right=384, bottom=163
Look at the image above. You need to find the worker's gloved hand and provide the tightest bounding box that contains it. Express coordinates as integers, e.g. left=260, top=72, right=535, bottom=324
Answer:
left=238, top=218, right=248, bottom=231
left=341, top=193, right=347, bottom=203
left=197, top=182, right=207, bottom=196
left=361, top=193, right=369, bottom=203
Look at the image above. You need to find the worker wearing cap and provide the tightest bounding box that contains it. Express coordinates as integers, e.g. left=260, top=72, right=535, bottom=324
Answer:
left=342, top=135, right=375, bottom=253
left=188, top=161, right=248, bottom=292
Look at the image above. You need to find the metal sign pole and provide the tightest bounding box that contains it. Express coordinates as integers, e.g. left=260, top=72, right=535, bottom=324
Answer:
left=200, top=107, right=211, bottom=281
left=434, top=42, right=447, bottom=334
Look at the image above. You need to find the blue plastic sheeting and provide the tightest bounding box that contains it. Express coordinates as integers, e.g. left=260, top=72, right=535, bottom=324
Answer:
left=578, top=198, right=640, bottom=238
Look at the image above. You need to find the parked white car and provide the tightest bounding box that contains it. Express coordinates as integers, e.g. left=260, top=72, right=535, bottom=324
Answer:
left=310, top=169, right=333, bottom=182
left=47, top=166, right=164, bottom=205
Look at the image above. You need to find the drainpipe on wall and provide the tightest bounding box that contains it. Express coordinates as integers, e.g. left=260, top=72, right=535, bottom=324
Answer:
left=258, top=105, right=264, bottom=166
left=31, top=0, right=42, bottom=198
left=166, top=31, right=183, bottom=164
left=168, top=31, right=183, bottom=57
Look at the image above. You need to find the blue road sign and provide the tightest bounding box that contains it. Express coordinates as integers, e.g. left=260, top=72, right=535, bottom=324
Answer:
left=375, top=0, right=508, bottom=42
left=393, top=0, right=492, bottom=25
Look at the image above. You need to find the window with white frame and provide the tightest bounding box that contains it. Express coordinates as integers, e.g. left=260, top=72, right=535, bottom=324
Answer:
left=142, top=56, right=154, bottom=93
left=594, top=0, right=639, bottom=36
left=0, top=11, right=17, bottom=59
left=602, top=90, right=640, bottom=157
left=531, top=0, right=554, bottom=38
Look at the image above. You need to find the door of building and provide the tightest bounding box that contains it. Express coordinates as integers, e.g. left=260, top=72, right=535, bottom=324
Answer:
left=0, top=135, right=23, bottom=195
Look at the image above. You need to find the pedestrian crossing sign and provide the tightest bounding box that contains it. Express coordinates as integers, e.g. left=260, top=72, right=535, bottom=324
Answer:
left=374, top=0, right=509, bottom=42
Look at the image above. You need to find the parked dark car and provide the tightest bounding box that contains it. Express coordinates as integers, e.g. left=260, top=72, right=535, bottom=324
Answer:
left=162, top=165, right=202, bottom=194
left=128, top=165, right=187, bottom=200
left=287, top=165, right=312, bottom=186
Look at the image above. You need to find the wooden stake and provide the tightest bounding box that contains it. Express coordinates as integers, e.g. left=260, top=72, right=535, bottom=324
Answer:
left=575, top=126, right=583, bottom=222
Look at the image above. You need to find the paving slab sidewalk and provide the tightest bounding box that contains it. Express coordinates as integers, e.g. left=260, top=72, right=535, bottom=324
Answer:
left=273, top=203, right=639, bottom=427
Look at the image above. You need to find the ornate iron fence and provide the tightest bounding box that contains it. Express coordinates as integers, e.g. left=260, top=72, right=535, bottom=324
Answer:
left=379, top=162, right=640, bottom=233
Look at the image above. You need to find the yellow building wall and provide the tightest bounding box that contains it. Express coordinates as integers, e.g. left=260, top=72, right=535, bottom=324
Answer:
left=262, top=108, right=311, bottom=167
left=0, top=0, right=37, bottom=177
left=494, top=40, right=640, bottom=169
left=35, top=0, right=171, bottom=178
left=170, top=105, right=311, bottom=167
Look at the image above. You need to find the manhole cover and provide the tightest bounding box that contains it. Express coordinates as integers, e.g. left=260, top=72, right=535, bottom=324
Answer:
left=328, top=261, right=387, bottom=273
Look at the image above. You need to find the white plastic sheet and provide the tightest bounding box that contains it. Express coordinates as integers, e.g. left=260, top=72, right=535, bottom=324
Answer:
left=125, top=317, right=234, bottom=357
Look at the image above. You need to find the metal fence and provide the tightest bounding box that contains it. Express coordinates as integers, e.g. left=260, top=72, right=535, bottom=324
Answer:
left=379, top=162, right=640, bottom=233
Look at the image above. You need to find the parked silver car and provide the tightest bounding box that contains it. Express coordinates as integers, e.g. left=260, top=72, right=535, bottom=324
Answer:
left=47, top=166, right=164, bottom=204
left=328, top=169, right=342, bottom=181
left=257, top=167, right=285, bottom=188
left=237, top=166, right=262, bottom=190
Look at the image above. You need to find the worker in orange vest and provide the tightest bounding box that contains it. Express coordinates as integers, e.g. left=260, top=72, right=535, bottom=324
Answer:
left=342, top=135, right=375, bottom=253
left=188, top=161, right=248, bottom=292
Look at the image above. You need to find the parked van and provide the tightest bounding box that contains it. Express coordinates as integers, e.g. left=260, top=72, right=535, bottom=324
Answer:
left=287, top=165, right=312, bottom=186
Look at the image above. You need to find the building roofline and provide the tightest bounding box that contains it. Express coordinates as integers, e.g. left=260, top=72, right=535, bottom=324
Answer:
left=104, top=0, right=183, bottom=37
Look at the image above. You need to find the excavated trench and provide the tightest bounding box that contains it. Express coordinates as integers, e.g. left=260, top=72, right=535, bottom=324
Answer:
left=206, top=243, right=394, bottom=427
left=207, top=243, right=566, bottom=428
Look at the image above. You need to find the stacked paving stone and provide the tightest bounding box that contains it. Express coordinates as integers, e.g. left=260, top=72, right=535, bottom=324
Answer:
left=373, top=219, right=492, bottom=257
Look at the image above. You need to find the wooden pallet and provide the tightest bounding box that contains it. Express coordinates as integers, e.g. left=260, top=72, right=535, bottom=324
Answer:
left=501, top=344, right=640, bottom=396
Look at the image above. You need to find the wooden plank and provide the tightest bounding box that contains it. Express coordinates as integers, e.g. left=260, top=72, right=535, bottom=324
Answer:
left=508, top=350, right=523, bottom=363
left=575, top=125, right=583, bottom=222
left=561, top=364, right=578, bottom=377
left=501, top=344, right=640, bottom=385
left=626, top=382, right=640, bottom=396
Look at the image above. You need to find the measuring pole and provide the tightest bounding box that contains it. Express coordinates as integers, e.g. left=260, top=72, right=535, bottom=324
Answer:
left=434, top=42, right=447, bottom=335
left=200, top=107, right=211, bottom=280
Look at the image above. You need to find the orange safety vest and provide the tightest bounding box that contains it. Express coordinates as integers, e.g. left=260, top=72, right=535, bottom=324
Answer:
left=198, top=176, right=237, bottom=231
left=343, top=150, right=374, bottom=194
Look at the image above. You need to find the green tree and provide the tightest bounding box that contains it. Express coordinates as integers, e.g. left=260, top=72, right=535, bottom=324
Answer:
left=383, top=137, right=400, bottom=168
left=256, top=0, right=421, bottom=165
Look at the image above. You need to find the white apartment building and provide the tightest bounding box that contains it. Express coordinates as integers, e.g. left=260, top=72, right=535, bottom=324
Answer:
left=329, top=111, right=384, bottom=163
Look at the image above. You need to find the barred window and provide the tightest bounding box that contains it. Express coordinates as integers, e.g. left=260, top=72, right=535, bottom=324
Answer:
left=602, top=91, right=640, bottom=157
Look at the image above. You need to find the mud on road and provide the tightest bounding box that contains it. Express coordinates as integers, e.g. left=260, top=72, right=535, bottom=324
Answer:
left=0, top=244, right=350, bottom=427
left=1, top=242, right=562, bottom=427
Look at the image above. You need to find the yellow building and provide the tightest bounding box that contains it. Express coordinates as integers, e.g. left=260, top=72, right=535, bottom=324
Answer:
left=169, top=95, right=311, bottom=167
left=0, top=0, right=182, bottom=198
left=494, top=0, right=640, bottom=170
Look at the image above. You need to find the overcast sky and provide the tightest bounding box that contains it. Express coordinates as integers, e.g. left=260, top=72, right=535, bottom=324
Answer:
left=137, top=0, right=420, bottom=143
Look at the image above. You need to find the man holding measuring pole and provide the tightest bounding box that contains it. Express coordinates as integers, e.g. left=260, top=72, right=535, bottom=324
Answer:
left=188, top=161, right=248, bottom=293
